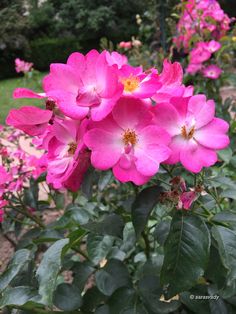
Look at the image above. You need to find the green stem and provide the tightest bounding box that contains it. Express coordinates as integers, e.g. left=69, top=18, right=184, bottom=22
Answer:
left=142, top=231, right=150, bottom=259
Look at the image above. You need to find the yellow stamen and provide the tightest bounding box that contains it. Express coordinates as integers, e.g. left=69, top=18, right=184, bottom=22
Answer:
left=68, top=142, right=77, bottom=155
left=121, top=75, right=140, bottom=93
left=181, top=126, right=195, bottom=139
left=122, top=129, right=138, bottom=145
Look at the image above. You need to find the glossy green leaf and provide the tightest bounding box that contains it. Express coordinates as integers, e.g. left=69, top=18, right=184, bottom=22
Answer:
left=53, top=283, right=82, bottom=311
left=72, top=261, right=95, bottom=292
left=161, top=213, right=210, bottom=298
left=0, top=249, right=31, bottom=292
left=95, top=259, right=131, bottom=296
left=0, top=286, right=38, bottom=308
left=84, top=214, right=124, bottom=238
left=138, top=275, right=180, bottom=314
left=87, top=234, right=114, bottom=265
left=212, top=226, right=236, bottom=280
left=153, top=220, right=171, bottom=246
left=36, top=238, right=69, bottom=305
left=132, top=186, right=162, bottom=238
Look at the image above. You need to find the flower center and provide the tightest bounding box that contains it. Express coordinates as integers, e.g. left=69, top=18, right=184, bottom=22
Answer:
left=68, top=142, right=77, bottom=155
left=121, top=75, right=140, bottom=93
left=181, top=125, right=195, bottom=139
left=122, top=129, right=138, bottom=146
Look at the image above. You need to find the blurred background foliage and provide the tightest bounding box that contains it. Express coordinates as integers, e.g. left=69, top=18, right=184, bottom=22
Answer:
left=0, top=0, right=235, bottom=79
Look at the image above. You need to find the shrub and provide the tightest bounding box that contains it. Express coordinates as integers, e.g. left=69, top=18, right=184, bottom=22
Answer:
left=29, top=37, right=81, bottom=72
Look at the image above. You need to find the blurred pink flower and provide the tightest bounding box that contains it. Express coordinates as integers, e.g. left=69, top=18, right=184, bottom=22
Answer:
left=15, top=58, right=33, bottom=74
left=202, top=65, right=222, bottom=79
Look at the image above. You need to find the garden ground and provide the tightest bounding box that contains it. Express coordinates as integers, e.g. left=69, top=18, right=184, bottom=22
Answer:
left=0, top=72, right=45, bottom=124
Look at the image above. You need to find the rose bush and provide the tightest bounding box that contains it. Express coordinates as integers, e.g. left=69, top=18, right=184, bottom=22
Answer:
left=0, top=46, right=235, bottom=313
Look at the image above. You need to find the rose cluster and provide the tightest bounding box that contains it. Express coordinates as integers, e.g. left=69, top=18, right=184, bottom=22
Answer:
left=6, top=50, right=230, bottom=192
left=0, top=126, right=45, bottom=221
left=174, top=0, right=233, bottom=78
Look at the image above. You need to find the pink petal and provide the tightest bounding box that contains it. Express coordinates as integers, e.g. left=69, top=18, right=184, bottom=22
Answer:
left=180, top=141, right=218, bottom=173
left=112, top=97, right=152, bottom=130
left=48, top=90, right=89, bottom=119
left=96, top=52, right=123, bottom=98
left=194, top=118, right=230, bottom=149
left=135, top=144, right=171, bottom=176
left=90, top=98, right=118, bottom=121
left=13, top=88, right=46, bottom=99
left=188, top=95, right=215, bottom=129
left=164, top=135, right=185, bottom=164
left=43, top=64, right=81, bottom=94
left=113, top=162, right=151, bottom=185
left=133, top=76, right=162, bottom=98
left=158, top=59, right=183, bottom=86
left=170, top=96, right=189, bottom=120
left=152, top=102, right=183, bottom=136
left=67, top=52, right=85, bottom=72
left=84, top=129, right=122, bottom=170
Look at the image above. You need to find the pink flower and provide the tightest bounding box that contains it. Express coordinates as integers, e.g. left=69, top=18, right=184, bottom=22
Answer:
left=0, top=166, right=12, bottom=185
left=6, top=106, right=52, bottom=136
left=118, top=65, right=161, bottom=98
left=206, top=40, right=221, bottom=53
left=190, top=44, right=211, bottom=64
left=106, top=51, right=128, bottom=69
left=84, top=97, right=171, bottom=185
left=15, top=58, right=33, bottom=74
left=202, top=65, right=222, bottom=79
left=43, top=50, right=123, bottom=121
left=152, top=95, right=230, bottom=172
left=186, top=63, right=203, bottom=75
left=179, top=191, right=197, bottom=210
left=119, top=41, right=132, bottom=49
left=152, top=59, right=193, bottom=102
left=44, top=118, right=90, bottom=191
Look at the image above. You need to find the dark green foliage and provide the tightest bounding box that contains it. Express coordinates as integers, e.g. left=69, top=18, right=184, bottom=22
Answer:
left=29, top=37, right=81, bottom=71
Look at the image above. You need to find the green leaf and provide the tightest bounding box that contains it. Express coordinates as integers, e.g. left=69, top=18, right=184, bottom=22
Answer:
left=220, top=189, right=236, bottom=200
left=212, top=212, right=236, bottom=228
left=132, top=186, right=162, bottom=238
left=72, top=261, right=95, bottom=292
left=153, top=220, right=171, bottom=246
left=95, top=259, right=131, bottom=296
left=161, top=213, right=210, bottom=298
left=180, top=290, right=210, bottom=314
left=23, top=178, right=39, bottom=210
left=53, top=283, right=82, bottom=311
left=82, top=287, right=106, bottom=312
left=87, top=234, right=114, bottom=265
left=36, top=238, right=69, bottom=306
left=208, top=286, right=228, bottom=314
left=54, top=192, right=65, bottom=209
left=95, top=305, right=110, bottom=314
left=138, top=275, right=180, bottom=314
left=108, top=287, right=137, bottom=314
left=0, top=249, right=31, bottom=292
left=98, top=171, right=112, bottom=191
left=218, top=147, right=232, bottom=163
left=0, top=286, right=38, bottom=308
left=66, top=205, right=91, bottom=225
left=212, top=225, right=236, bottom=297
left=84, top=214, right=124, bottom=238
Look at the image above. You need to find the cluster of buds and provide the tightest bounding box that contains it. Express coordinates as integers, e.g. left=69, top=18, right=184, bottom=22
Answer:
left=160, top=176, right=204, bottom=210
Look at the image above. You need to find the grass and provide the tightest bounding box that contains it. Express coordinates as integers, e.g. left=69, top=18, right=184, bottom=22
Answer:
left=0, top=72, right=46, bottom=124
